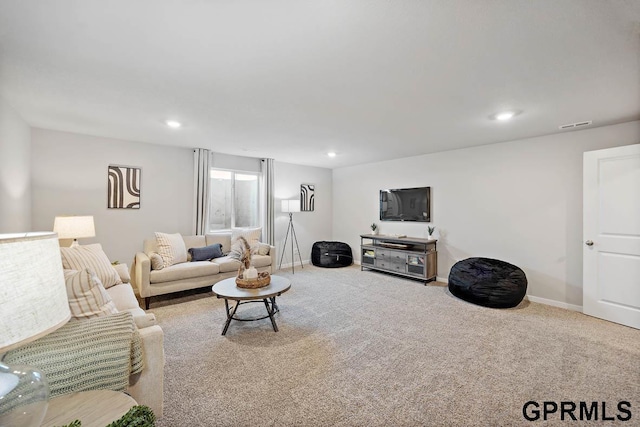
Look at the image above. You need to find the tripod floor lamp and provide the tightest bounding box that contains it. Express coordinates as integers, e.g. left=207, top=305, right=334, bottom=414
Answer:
left=279, top=199, right=304, bottom=273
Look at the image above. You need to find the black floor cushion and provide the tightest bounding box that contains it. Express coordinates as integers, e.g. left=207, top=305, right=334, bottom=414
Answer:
left=448, top=257, right=527, bottom=308
left=311, top=241, right=353, bottom=268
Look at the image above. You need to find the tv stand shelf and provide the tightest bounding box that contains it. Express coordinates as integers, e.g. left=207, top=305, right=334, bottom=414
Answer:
left=360, top=234, right=437, bottom=284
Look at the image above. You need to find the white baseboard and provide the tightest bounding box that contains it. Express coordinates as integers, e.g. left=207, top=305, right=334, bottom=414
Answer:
left=276, top=259, right=310, bottom=271
left=526, top=295, right=582, bottom=312
left=318, top=264, right=581, bottom=312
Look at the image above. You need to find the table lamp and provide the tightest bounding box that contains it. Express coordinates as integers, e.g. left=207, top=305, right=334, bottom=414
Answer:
left=278, top=199, right=303, bottom=273
left=0, top=232, right=71, bottom=426
left=53, top=215, right=95, bottom=247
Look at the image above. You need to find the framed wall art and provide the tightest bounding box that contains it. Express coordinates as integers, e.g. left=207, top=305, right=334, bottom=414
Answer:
left=300, top=183, right=315, bottom=212
left=108, top=165, right=141, bottom=209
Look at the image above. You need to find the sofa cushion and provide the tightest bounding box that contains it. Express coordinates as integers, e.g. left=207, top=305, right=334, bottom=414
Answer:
left=251, top=254, right=272, bottom=269
left=231, top=227, right=262, bottom=244
left=106, top=283, right=147, bottom=319
left=182, top=235, right=206, bottom=251
left=64, top=269, right=119, bottom=319
left=155, top=232, right=188, bottom=267
left=211, top=255, right=242, bottom=273
left=107, top=282, right=141, bottom=312
left=206, top=233, right=232, bottom=254
left=149, top=261, right=220, bottom=284
left=60, top=243, right=122, bottom=289
left=188, top=243, right=223, bottom=261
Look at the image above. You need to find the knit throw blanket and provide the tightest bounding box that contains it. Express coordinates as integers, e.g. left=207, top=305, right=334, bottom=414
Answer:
left=3, top=312, right=143, bottom=408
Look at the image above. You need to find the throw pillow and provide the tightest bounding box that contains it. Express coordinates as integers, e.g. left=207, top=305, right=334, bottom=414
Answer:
left=231, top=227, right=262, bottom=244
left=155, top=232, right=187, bottom=267
left=113, top=263, right=131, bottom=283
left=149, top=252, right=164, bottom=270
left=188, top=244, right=223, bottom=262
left=64, top=269, right=118, bottom=319
left=60, top=243, right=122, bottom=289
left=251, top=242, right=271, bottom=256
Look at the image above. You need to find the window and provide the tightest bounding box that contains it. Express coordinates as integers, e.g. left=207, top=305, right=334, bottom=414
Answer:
left=208, top=169, right=260, bottom=231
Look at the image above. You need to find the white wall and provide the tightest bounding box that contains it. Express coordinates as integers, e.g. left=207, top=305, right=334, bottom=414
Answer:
left=333, top=121, right=640, bottom=308
left=275, top=161, right=333, bottom=269
left=0, top=98, right=31, bottom=232
left=31, top=129, right=193, bottom=264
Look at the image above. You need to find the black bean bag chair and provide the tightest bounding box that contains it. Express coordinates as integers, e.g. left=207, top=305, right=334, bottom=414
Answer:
left=448, top=257, right=527, bottom=308
left=311, top=241, right=353, bottom=268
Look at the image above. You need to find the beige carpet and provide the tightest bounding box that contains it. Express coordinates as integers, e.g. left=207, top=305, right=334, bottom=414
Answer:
left=150, top=265, right=639, bottom=426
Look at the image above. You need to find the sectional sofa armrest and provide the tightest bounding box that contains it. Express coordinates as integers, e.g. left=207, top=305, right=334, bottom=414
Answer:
left=133, top=313, right=157, bottom=329
left=133, top=252, right=152, bottom=298
left=128, top=324, right=164, bottom=418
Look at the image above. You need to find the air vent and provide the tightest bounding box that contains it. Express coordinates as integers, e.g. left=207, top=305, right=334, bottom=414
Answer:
left=559, top=120, right=592, bottom=130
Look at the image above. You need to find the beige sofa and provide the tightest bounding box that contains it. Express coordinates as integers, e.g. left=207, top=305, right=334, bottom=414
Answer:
left=108, top=264, right=164, bottom=417
left=132, top=232, right=276, bottom=309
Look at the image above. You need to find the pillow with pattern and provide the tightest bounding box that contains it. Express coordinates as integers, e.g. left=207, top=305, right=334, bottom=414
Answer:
left=155, top=232, right=188, bottom=267
left=64, top=268, right=118, bottom=319
left=60, top=243, right=122, bottom=288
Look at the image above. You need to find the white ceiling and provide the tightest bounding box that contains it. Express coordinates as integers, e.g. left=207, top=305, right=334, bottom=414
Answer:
left=1, top=1, right=639, bottom=169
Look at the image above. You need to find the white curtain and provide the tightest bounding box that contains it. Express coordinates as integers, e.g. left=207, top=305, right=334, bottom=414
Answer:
left=193, top=148, right=210, bottom=235
left=261, top=158, right=275, bottom=245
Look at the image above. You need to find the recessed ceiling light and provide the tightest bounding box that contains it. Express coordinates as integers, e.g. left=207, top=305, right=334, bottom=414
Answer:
left=327, top=152, right=336, bottom=158
left=491, top=110, right=521, bottom=121
left=495, top=111, right=515, bottom=121
left=166, top=120, right=182, bottom=129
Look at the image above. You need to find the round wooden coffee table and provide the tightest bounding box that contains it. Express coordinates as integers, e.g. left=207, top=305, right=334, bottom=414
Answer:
left=212, top=275, right=291, bottom=335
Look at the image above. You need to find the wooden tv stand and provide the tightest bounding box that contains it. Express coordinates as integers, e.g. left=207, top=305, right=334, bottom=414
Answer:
left=360, top=234, right=437, bottom=284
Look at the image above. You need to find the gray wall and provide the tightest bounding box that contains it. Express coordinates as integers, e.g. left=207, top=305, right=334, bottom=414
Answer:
left=275, top=161, right=333, bottom=268
left=26, top=119, right=637, bottom=309
left=0, top=98, right=31, bottom=232
left=332, top=121, right=640, bottom=309
left=31, top=129, right=194, bottom=264
left=29, top=129, right=334, bottom=271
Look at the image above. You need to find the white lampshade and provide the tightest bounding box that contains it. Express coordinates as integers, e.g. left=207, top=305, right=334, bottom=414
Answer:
left=53, top=216, right=95, bottom=240
left=281, top=199, right=301, bottom=213
left=0, top=232, right=71, bottom=426
left=0, top=232, right=71, bottom=352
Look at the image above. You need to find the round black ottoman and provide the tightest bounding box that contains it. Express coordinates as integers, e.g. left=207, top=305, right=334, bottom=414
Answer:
left=448, top=257, right=527, bottom=308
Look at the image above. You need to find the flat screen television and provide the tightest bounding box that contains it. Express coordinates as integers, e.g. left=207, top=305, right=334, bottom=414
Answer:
left=380, top=187, right=431, bottom=222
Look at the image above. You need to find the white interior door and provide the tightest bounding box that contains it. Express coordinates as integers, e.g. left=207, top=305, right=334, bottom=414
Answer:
left=583, top=144, right=640, bottom=329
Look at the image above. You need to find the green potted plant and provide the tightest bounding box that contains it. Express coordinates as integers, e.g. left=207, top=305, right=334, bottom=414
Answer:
left=370, top=223, right=378, bottom=235
left=427, top=226, right=436, bottom=239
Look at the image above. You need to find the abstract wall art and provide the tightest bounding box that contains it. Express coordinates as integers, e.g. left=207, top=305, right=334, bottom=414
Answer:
left=300, top=183, right=315, bottom=212
left=108, top=165, right=141, bottom=209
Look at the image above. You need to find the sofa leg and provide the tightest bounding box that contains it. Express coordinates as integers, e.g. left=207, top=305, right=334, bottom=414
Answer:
left=145, top=297, right=151, bottom=310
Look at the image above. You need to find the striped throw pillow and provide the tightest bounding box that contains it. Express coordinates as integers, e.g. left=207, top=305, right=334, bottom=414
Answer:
left=155, top=232, right=188, bottom=267
left=60, top=243, right=122, bottom=288
left=64, top=269, right=118, bottom=319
